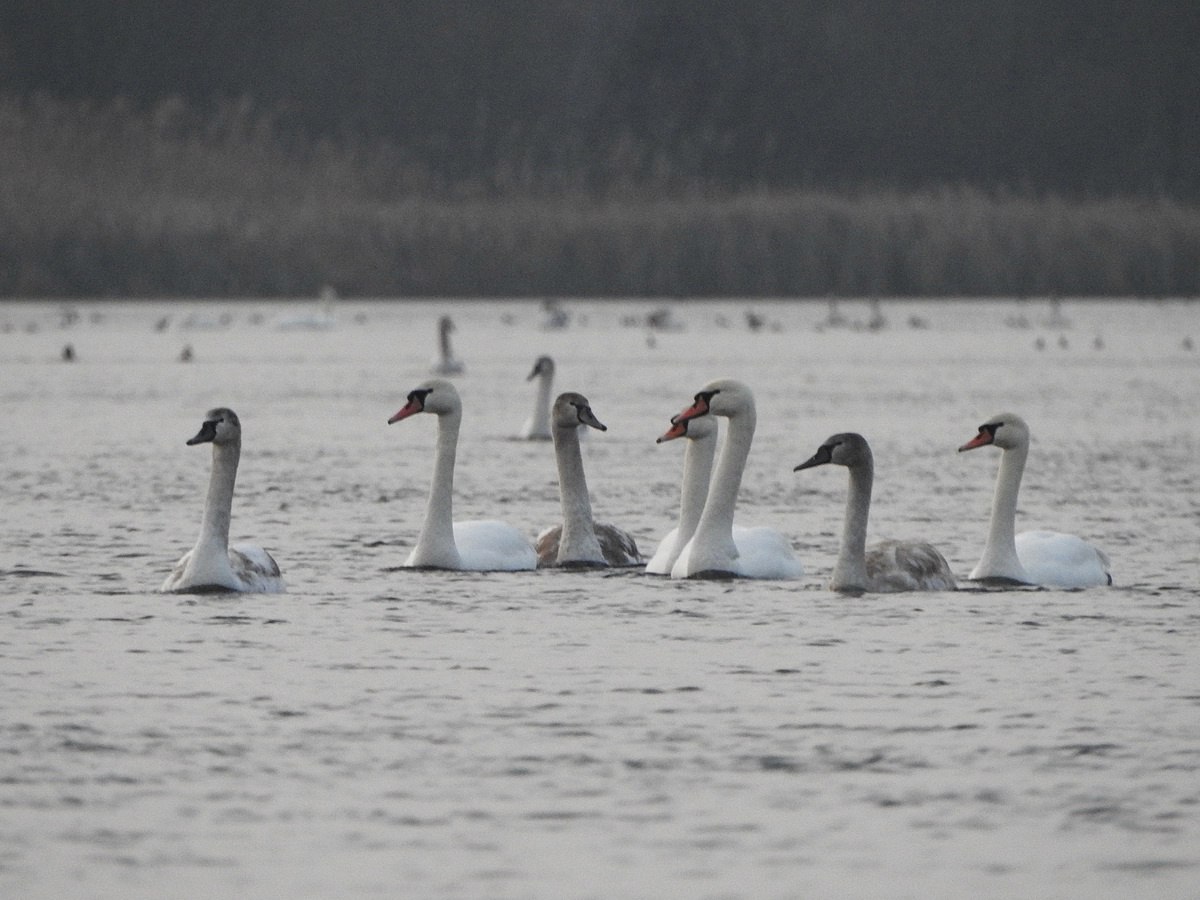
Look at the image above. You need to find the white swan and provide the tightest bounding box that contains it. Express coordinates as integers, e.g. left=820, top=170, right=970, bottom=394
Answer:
left=520, top=355, right=555, bottom=440
left=647, top=414, right=791, bottom=576
left=536, top=392, right=642, bottom=567
left=645, top=414, right=715, bottom=574
left=665, top=379, right=803, bottom=580
left=161, top=408, right=285, bottom=593
left=430, top=315, right=464, bottom=375
left=794, top=432, right=956, bottom=593
left=388, top=379, right=536, bottom=571
left=958, top=412, right=1112, bottom=587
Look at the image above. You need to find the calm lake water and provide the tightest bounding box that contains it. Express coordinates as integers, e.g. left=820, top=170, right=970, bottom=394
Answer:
left=2, top=297, right=1198, bottom=899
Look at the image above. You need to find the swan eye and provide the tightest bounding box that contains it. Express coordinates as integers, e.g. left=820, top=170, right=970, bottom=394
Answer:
left=983, top=422, right=1001, bottom=436
left=408, top=388, right=432, bottom=408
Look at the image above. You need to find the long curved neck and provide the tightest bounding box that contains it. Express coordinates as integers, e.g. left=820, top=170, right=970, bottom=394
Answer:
left=553, top=424, right=603, bottom=561
left=687, top=405, right=754, bottom=572
left=676, top=431, right=717, bottom=550
left=411, top=409, right=462, bottom=566
left=832, top=457, right=872, bottom=591
left=974, top=443, right=1029, bottom=580
left=197, top=441, right=239, bottom=553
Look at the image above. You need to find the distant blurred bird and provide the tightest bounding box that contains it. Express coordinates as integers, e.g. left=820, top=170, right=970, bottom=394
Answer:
left=540, top=298, right=569, bottom=330
left=520, top=355, right=555, bottom=440
left=274, top=285, right=337, bottom=330
left=61, top=343, right=75, bottom=362
left=430, top=315, right=464, bottom=375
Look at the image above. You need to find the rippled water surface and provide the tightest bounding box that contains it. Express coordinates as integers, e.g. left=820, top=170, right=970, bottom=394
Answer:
left=3, top=297, right=1198, bottom=899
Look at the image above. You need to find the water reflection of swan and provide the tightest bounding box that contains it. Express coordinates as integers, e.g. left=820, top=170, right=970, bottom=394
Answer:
left=958, top=412, right=1112, bottom=587
left=161, top=408, right=285, bottom=593
left=665, top=379, right=803, bottom=580
left=536, top=392, right=642, bottom=567
left=388, top=379, right=536, bottom=571
left=520, top=355, right=555, bottom=440
left=794, top=432, right=956, bottom=593
left=430, top=315, right=464, bottom=375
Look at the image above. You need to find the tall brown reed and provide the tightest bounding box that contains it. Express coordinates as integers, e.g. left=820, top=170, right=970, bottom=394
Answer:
left=2, top=94, right=1197, bottom=297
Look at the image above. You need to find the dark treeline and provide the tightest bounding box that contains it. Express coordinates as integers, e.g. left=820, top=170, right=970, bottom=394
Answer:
left=5, top=0, right=1198, bottom=198
left=3, top=2, right=1200, bottom=297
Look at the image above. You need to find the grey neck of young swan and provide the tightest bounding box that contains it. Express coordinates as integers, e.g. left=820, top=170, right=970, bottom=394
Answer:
left=831, top=453, right=873, bottom=591
left=196, top=439, right=239, bottom=554
left=553, top=422, right=604, bottom=563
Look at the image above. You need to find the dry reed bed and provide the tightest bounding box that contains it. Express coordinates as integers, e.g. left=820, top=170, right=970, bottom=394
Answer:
left=3, top=96, right=1197, bottom=297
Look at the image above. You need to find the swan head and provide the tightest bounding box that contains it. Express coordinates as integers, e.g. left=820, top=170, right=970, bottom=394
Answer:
left=438, top=315, right=455, bottom=335
left=388, top=378, right=461, bottom=423
left=672, top=378, right=753, bottom=424
left=528, top=355, right=555, bottom=380
left=958, top=412, right=1029, bottom=453
left=186, top=407, right=242, bottom=446
left=656, top=411, right=717, bottom=444
left=553, top=392, right=606, bottom=432
left=794, top=432, right=872, bottom=471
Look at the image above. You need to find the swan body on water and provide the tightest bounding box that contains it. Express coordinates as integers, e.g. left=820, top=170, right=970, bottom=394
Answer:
left=536, top=392, right=642, bottom=567
left=430, top=315, right=464, bottom=375
left=520, top=355, right=555, bottom=440
left=794, top=432, right=956, bottom=593
left=647, top=414, right=794, bottom=577
left=389, top=379, right=536, bottom=571
left=959, top=412, right=1112, bottom=587
left=161, top=408, right=285, bottom=593
left=665, top=379, right=803, bottom=580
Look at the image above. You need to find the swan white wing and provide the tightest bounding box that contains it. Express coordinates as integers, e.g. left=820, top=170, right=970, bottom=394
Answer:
left=730, top=525, right=805, bottom=580
left=229, top=543, right=287, bottom=592
left=452, top=520, right=537, bottom=571
left=1015, top=530, right=1112, bottom=588
left=864, top=540, right=956, bottom=592
left=645, top=527, right=682, bottom=575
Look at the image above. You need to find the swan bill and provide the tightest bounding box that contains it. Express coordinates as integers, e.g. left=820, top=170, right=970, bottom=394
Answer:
left=388, top=388, right=431, bottom=424
left=958, top=423, right=999, bottom=452
left=793, top=443, right=834, bottom=471
left=186, top=419, right=219, bottom=445
left=657, top=417, right=689, bottom=443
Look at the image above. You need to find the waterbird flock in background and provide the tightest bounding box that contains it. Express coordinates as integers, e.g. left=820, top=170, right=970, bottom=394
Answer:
left=151, top=300, right=1115, bottom=596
